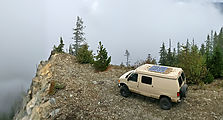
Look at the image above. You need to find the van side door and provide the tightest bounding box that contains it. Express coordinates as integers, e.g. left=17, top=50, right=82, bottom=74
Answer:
left=138, top=75, right=155, bottom=98
left=127, top=73, right=139, bottom=93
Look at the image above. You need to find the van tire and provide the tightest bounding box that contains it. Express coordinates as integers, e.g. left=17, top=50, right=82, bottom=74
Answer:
left=120, top=86, right=131, bottom=97
left=160, top=97, right=172, bottom=110
left=180, top=84, right=188, bottom=98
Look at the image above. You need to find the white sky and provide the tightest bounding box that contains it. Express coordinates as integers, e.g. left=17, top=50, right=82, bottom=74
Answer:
left=45, top=0, right=223, bottom=65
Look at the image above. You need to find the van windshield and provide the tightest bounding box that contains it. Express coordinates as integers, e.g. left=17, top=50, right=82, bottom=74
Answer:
left=125, top=72, right=132, bottom=78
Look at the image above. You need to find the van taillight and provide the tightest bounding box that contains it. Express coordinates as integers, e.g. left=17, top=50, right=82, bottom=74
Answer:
left=118, top=80, right=120, bottom=83
left=177, top=92, right=180, bottom=97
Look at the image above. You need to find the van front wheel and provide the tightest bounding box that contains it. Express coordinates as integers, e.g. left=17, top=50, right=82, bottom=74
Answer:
left=160, top=97, right=172, bottom=110
left=120, top=86, right=130, bottom=97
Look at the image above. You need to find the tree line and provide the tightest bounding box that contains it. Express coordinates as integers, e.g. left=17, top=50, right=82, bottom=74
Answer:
left=52, top=16, right=111, bottom=72
left=159, top=28, right=223, bottom=84
left=52, top=16, right=223, bottom=84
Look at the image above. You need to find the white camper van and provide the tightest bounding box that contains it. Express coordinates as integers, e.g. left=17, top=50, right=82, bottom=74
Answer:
left=118, top=64, right=188, bottom=110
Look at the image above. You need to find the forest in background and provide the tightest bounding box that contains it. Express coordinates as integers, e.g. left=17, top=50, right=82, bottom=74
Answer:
left=158, top=28, right=223, bottom=85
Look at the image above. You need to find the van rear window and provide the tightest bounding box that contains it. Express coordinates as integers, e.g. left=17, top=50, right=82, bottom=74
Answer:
left=181, top=72, right=185, bottom=81
left=178, top=77, right=183, bottom=87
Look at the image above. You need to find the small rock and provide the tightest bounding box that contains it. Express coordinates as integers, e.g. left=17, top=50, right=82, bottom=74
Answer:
left=70, top=94, right=73, bottom=97
left=21, top=116, right=29, bottom=120
left=49, top=108, right=60, bottom=117
left=49, top=98, right=56, bottom=105
left=92, top=81, right=97, bottom=84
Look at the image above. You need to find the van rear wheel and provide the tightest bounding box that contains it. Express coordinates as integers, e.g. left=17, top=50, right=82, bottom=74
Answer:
left=120, top=86, right=131, bottom=97
left=160, top=97, right=172, bottom=110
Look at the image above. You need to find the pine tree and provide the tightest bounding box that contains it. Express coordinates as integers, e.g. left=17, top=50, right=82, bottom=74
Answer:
left=213, top=31, right=218, bottom=49
left=178, top=40, right=208, bottom=84
left=53, top=37, right=64, bottom=53
left=189, top=44, right=208, bottom=84
left=69, top=44, right=74, bottom=55
left=210, top=30, right=214, bottom=53
left=124, top=50, right=130, bottom=67
left=209, top=45, right=223, bottom=78
left=172, top=48, right=177, bottom=66
left=166, top=39, right=173, bottom=66
left=76, top=44, right=94, bottom=64
left=145, top=54, right=157, bottom=64
left=185, top=39, right=190, bottom=55
left=72, top=16, right=86, bottom=55
left=93, top=41, right=111, bottom=71
left=218, top=28, right=223, bottom=52
left=199, top=44, right=205, bottom=56
left=205, top=34, right=212, bottom=68
left=176, top=42, right=181, bottom=64
left=177, top=42, right=181, bottom=54
left=159, top=42, right=167, bottom=65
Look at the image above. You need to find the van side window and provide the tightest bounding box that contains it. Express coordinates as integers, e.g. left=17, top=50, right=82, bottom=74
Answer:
left=128, top=73, right=138, bottom=82
left=141, top=76, right=152, bottom=85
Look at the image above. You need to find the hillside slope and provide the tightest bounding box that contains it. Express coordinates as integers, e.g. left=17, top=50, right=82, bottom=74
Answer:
left=14, top=53, right=223, bottom=120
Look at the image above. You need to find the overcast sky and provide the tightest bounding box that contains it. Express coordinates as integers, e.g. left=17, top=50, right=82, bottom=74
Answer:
left=0, top=0, right=223, bottom=113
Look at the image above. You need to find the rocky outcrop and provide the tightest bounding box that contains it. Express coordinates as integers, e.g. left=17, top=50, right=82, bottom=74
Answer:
left=14, top=54, right=60, bottom=120
left=14, top=53, right=130, bottom=120
left=14, top=53, right=223, bottom=120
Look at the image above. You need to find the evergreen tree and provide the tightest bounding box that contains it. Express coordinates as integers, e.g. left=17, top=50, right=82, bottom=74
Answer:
left=199, top=43, right=205, bottom=56
left=76, top=44, right=94, bottom=64
left=218, top=28, right=223, bottom=52
left=205, top=34, right=212, bottom=69
left=166, top=39, right=174, bottom=66
left=176, top=42, right=181, bottom=64
left=159, top=42, right=167, bottom=65
left=213, top=31, right=218, bottom=49
left=185, top=39, right=190, bottom=54
left=172, top=48, right=177, bottom=66
left=178, top=41, right=208, bottom=84
left=177, top=42, right=181, bottom=54
left=53, top=37, right=64, bottom=53
left=145, top=54, right=157, bottom=64
left=209, top=45, right=223, bottom=78
left=93, top=41, right=111, bottom=71
left=69, top=44, right=74, bottom=55
left=124, top=50, right=130, bottom=67
left=72, top=16, right=86, bottom=55
left=210, top=30, right=214, bottom=53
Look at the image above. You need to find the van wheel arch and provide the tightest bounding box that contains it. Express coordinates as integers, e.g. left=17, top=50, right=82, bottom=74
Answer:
left=120, top=84, right=131, bottom=97
left=159, top=95, right=171, bottom=100
left=120, top=83, right=127, bottom=87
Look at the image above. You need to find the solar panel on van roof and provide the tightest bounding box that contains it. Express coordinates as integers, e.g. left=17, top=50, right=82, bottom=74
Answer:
left=149, top=66, right=168, bottom=73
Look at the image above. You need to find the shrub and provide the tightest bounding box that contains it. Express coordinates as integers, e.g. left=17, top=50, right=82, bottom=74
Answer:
left=203, top=71, right=214, bottom=84
left=55, top=82, right=65, bottom=90
left=93, top=41, right=111, bottom=71
left=48, top=81, right=65, bottom=95
left=76, top=44, right=94, bottom=64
